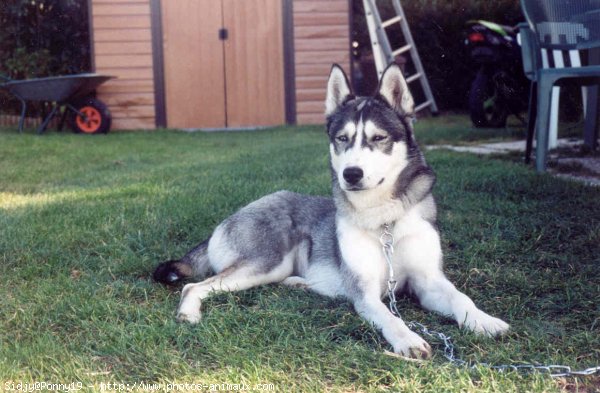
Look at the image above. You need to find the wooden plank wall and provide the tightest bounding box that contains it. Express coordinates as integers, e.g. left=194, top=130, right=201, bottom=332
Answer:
left=90, top=0, right=155, bottom=130
left=293, top=0, right=350, bottom=125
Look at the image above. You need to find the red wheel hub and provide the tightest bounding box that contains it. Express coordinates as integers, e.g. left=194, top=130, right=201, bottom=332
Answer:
left=76, top=106, right=102, bottom=133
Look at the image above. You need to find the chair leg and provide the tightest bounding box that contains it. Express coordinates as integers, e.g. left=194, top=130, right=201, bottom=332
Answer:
left=583, top=85, right=598, bottom=150
left=535, top=79, right=555, bottom=172
left=548, top=87, right=560, bottom=149
left=525, top=81, right=537, bottom=164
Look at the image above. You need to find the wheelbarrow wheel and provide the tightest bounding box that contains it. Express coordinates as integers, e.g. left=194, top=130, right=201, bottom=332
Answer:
left=70, top=97, right=112, bottom=134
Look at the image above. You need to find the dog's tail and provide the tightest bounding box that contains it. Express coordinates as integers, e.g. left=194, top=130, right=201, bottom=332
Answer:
left=153, top=239, right=210, bottom=285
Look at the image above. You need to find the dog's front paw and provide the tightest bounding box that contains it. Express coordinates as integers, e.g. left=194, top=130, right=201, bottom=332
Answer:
left=462, top=310, right=509, bottom=337
left=392, top=331, right=432, bottom=359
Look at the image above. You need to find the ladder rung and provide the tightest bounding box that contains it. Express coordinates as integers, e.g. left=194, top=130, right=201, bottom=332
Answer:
left=414, top=100, right=433, bottom=113
left=381, top=15, right=402, bottom=28
left=406, top=72, right=422, bottom=83
left=362, top=0, right=438, bottom=113
left=392, top=44, right=412, bottom=57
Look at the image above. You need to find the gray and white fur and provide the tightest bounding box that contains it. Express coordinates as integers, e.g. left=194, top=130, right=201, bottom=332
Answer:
left=153, top=64, right=509, bottom=358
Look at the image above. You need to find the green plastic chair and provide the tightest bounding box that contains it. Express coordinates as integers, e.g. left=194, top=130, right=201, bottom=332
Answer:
left=517, top=22, right=541, bottom=165
left=520, top=0, right=600, bottom=172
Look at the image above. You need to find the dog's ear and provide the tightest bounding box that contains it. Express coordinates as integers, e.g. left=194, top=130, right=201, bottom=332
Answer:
left=325, top=64, right=352, bottom=116
left=376, top=63, right=415, bottom=117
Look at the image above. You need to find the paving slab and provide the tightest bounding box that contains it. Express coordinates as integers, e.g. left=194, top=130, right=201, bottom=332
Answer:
left=426, top=138, right=600, bottom=186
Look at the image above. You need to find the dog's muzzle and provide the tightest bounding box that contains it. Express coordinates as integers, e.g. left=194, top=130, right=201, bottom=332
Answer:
left=343, top=166, right=364, bottom=187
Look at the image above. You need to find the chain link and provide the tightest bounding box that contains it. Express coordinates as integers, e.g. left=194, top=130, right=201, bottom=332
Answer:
left=380, top=223, right=600, bottom=378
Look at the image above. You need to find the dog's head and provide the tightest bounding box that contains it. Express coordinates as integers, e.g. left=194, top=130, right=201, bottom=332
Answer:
left=325, top=64, right=433, bottom=205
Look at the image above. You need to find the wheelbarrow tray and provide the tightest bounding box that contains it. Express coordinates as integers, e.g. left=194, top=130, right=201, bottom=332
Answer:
left=0, top=73, right=112, bottom=103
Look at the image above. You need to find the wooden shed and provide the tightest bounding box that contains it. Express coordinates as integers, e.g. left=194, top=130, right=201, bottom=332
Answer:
left=89, top=0, right=351, bottom=130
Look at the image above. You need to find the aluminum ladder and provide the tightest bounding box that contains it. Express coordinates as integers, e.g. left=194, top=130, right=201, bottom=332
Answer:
left=362, top=0, right=438, bottom=114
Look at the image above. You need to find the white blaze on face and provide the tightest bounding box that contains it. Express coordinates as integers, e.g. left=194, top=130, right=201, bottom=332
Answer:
left=330, top=118, right=408, bottom=192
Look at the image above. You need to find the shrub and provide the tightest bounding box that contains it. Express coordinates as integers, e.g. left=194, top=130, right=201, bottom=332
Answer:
left=0, top=0, right=90, bottom=114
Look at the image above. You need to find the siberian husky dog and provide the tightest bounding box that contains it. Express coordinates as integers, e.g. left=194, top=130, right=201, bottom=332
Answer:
left=154, top=64, right=509, bottom=358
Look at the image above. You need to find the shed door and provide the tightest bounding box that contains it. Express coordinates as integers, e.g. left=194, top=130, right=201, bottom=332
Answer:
left=223, top=0, right=285, bottom=127
left=162, top=0, right=225, bottom=128
left=162, top=0, right=285, bottom=129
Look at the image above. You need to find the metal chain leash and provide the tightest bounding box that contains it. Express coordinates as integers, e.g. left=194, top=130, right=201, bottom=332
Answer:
left=379, top=224, right=600, bottom=378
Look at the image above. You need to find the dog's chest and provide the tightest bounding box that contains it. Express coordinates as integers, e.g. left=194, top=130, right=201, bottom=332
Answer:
left=337, top=211, right=433, bottom=296
left=336, top=218, right=394, bottom=294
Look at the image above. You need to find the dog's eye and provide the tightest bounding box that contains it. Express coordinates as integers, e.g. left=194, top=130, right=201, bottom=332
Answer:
left=372, top=135, right=387, bottom=142
left=336, top=135, right=349, bottom=143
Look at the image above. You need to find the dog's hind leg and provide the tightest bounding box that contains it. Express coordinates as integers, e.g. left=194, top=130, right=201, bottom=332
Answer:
left=177, top=258, right=293, bottom=324
left=281, top=276, right=309, bottom=289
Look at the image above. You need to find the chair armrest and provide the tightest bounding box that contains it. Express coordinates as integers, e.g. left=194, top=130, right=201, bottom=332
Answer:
left=518, top=22, right=539, bottom=81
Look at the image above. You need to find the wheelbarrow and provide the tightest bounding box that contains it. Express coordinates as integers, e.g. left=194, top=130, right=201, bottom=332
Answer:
left=0, top=73, right=114, bottom=134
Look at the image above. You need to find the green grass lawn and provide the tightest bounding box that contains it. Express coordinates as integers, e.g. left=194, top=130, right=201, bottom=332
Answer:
left=0, top=118, right=598, bottom=392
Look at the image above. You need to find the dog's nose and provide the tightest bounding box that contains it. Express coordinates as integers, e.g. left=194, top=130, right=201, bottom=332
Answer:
left=343, top=167, right=364, bottom=185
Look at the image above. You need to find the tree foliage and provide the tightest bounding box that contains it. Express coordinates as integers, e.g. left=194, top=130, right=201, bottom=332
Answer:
left=0, top=0, right=90, bottom=114
left=0, top=0, right=90, bottom=79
